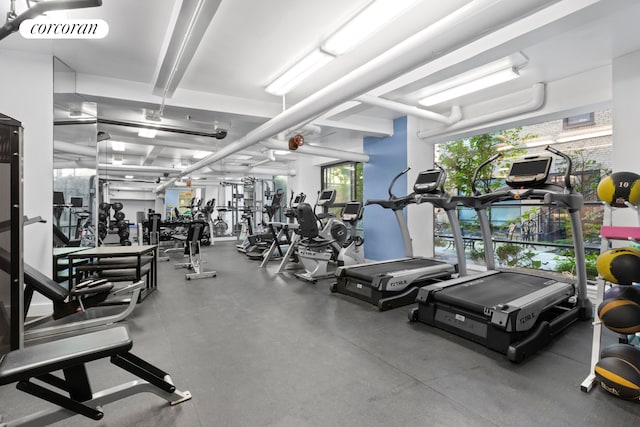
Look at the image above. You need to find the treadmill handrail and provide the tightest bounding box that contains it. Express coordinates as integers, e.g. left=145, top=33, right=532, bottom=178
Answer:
left=455, top=185, right=581, bottom=210
left=365, top=194, right=416, bottom=211
left=388, top=167, right=410, bottom=199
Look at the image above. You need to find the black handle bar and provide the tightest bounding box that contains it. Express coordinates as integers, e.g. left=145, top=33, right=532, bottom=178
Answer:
left=545, top=145, right=573, bottom=190
left=388, top=167, right=411, bottom=199
left=471, top=153, right=502, bottom=196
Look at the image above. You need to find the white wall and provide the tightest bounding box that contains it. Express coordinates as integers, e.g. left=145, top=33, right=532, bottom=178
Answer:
left=109, top=198, right=155, bottom=224
left=612, top=49, right=640, bottom=226
left=288, top=156, right=320, bottom=205
left=0, top=49, right=53, bottom=316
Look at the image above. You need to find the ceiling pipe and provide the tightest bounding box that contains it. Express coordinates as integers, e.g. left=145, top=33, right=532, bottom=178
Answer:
left=156, top=0, right=535, bottom=192
left=417, top=83, right=545, bottom=139
left=356, top=94, right=462, bottom=125
left=250, top=158, right=272, bottom=168
left=260, top=138, right=370, bottom=163
left=54, top=140, right=96, bottom=157
left=208, top=164, right=296, bottom=177
left=109, top=185, right=155, bottom=192
left=97, top=164, right=183, bottom=173
left=286, top=123, right=322, bottom=138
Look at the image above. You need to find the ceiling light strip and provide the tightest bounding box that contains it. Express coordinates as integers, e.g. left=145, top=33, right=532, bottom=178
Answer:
left=322, top=0, right=422, bottom=55
left=158, top=0, right=206, bottom=116
left=419, top=66, right=520, bottom=106
left=266, top=0, right=422, bottom=96
left=265, top=49, right=335, bottom=96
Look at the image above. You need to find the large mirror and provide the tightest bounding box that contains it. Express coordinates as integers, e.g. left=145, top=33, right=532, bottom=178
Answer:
left=53, top=58, right=97, bottom=248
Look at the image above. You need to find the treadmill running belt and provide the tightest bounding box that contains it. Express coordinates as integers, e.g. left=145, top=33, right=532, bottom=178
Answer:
left=435, top=272, right=554, bottom=315
left=344, top=258, right=449, bottom=282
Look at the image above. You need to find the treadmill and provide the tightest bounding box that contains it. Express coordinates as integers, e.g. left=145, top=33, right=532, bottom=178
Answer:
left=331, top=166, right=467, bottom=311
left=409, top=146, right=593, bottom=362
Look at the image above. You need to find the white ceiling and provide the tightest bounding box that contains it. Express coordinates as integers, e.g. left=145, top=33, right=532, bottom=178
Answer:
left=1, top=0, right=639, bottom=185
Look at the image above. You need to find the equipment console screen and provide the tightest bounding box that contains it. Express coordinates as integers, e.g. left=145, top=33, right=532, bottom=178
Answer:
left=53, top=191, right=65, bottom=205
left=506, top=157, right=552, bottom=187
left=414, top=170, right=442, bottom=193
left=343, top=202, right=361, bottom=215
left=319, top=190, right=333, bottom=201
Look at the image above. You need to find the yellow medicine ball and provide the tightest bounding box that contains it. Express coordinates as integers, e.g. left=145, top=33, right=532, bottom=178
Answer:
left=597, top=247, right=640, bottom=285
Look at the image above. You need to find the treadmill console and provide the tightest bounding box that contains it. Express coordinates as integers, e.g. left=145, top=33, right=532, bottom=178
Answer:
left=342, top=201, right=363, bottom=222
left=506, top=156, right=552, bottom=188
left=414, top=169, right=444, bottom=194
left=317, top=189, right=337, bottom=206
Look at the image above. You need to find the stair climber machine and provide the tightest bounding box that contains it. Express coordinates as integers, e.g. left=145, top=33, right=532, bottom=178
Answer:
left=258, top=192, right=307, bottom=267
left=331, top=166, right=465, bottom=310
left=244, top=192, right=284, bottom=260
left=408, top=147, right=593, bottom=362
left=294, top=189, right=349, bottom=282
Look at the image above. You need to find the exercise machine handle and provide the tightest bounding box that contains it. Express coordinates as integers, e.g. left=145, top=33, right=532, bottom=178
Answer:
left=388, top=167, right=411, bottom=199
left=545, top=145, right=573, bottom=191
left=434, top=163, right=447, bottom=193
left=471, top=153, right=501, bottom=196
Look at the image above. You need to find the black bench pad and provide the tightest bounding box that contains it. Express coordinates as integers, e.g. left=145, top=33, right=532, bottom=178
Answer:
left=0, top=326, right=132, bottom=385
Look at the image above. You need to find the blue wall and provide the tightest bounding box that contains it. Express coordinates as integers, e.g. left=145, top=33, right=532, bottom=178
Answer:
left=363, top=116, right=408, bottom=261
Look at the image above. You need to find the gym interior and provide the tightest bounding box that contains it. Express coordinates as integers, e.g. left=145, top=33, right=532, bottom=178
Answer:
left=1, top=0, right=640, bottom=426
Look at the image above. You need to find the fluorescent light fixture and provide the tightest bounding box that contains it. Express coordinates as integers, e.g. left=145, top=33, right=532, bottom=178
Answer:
left=111, top=141, right=126, bottom=152
left=274, top=150, right=290, bottom=155
left=193, top=151, right=212, bottom=159
left=125, top=175, right=134, bottom=179
left=322, top=0, right=421, bottom=55
left=138, top=128, right=158, bottom=138
left=265, top=49, right=334, bottom=96
left=419, top=67, right=520, bottom=106
left=556, top=128, right=612, bottom=143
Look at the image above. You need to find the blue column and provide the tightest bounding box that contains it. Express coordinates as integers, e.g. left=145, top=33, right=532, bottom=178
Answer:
left=363, top=116, right=408, bottom=261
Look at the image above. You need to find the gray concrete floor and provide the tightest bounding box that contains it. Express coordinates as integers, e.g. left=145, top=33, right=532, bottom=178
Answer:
left=2, top=241, right=640, bottom=426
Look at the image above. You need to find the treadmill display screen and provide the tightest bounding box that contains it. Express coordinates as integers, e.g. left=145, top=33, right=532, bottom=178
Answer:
left=414, top=170, right=441, bottom=193
left=506, top=157, right=551, bottom=187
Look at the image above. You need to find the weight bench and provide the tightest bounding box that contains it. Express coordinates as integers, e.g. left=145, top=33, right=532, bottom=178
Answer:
left=23, top=263, right=143, bottom=341
left=0, top=326, right=191, bottom=426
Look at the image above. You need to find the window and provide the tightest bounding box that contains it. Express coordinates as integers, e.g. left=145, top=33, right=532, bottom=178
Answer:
left=321, top=162, right=363, bottom=216
left=563, top=113, right=595, bottom=129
